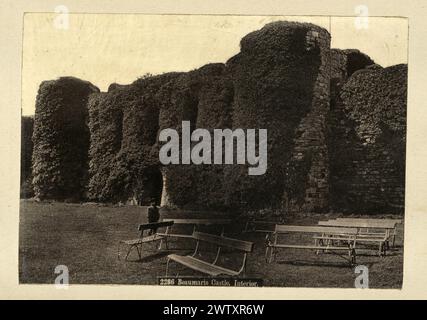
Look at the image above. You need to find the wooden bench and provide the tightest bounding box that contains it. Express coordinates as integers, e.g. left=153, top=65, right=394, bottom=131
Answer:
left=318, top=220, right=397, bottom=256
left=157, top=218, right=232, bottom=249
left=265, top=225, right=358, bottom=265
left=335, top=218, right=402, bottom=247
left=318, top=219, right=399, bottom=255
left=336, top=218, right=402, bottom=224
left=165, top=231, right=254, bottom=277
left=117, top=221, right=174, bottom=260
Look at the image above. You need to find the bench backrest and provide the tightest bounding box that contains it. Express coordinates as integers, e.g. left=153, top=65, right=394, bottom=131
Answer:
left=319, top=220, right=397, bottom=229
left=335, top=218, right=402, bottom=225
left=193, top=231, right=254, bottom=253
left=275, top=224, right=359, bottom=235
left=138, top=221, right=174, bottom=231
left=162, top=218, right=232, bottom=225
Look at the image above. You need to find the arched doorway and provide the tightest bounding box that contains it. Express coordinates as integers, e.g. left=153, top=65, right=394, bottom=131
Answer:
left=138, top=166, right=163, bottom=206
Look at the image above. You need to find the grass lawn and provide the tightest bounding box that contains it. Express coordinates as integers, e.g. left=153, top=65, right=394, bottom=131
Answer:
left=19, top=200, right=404, bottom=288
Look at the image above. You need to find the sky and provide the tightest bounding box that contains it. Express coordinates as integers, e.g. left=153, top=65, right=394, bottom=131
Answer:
left=22, top=14, right=408, bottom=115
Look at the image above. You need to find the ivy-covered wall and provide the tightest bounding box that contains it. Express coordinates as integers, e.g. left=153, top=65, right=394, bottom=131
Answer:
left=329, top=64, right=407, bottom=213
left=20, top=116, right=34, bottom=198
left=27, top=21, right=407, bottom=214
left=32, top=77, right=99, bottom=200
left=227, top=22, right=328, bottom=211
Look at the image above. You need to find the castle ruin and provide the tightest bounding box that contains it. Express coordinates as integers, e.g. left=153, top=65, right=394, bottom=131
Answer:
left=24, top=21, right=407, bottom=214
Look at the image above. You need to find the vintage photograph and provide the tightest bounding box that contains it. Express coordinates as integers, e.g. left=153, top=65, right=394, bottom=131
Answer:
left=19, top=14, right=407, bottom=288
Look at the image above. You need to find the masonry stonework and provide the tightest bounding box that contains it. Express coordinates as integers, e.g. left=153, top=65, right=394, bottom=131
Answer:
left=29, top=22, right=407, bottom=215
left=329, top=64, right=407, bottom=213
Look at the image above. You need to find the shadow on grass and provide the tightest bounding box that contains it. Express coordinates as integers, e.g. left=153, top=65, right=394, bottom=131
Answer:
left=125, top=249, right=195, bottom=263
left=354, top=251, right=400, bottom=258
left=134, top=251, right=170, bottom=263
left=276, top=259, right=353, bottom=269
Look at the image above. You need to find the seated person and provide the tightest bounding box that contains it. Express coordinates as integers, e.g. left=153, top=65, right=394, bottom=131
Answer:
left=146, top=201, right=160, bottom=235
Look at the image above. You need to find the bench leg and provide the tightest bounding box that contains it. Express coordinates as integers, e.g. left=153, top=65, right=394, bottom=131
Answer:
left=325, top=238, right=332, bottom=253
left=392, top=234, right=396, bottom=248
left=159, top=237, right=168, bottom=250
left=118, top=243, right=138, bottom=261
left=265, top=246, right=270, bottom=263
left=136, top=245, right=142, bottom=260
left=378, top=242, right=386, bottom=257
left=124, top=245, right=134, bottom=261
left=269, top=247, right=275, bottom=263
left=316, top=239, right=324, bottom=255
left=351, top=248, right=356, bottom=266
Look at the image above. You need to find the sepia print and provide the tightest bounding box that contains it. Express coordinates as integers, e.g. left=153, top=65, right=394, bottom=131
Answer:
left=19, top=14, right=407, bottom=288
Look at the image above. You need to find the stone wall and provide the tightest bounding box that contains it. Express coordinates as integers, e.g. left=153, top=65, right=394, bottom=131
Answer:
left=32, top=77, right=99, bottom=200
left=330, top=49, right=375, bottom=81
left=87, top=73, right=185, bottom=204
left=20, top=116, right=34, bottom=198
left=166, top=64, right=233, bottom=209
left=329, top=64, right=407, bottom=213
left=87, top=88, right=128, bottom=202
left=224, top=22, right=329, bottom=211
left=284, top=27, right=331, bottom=213
left=28, top=21, right=407, bottom=214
